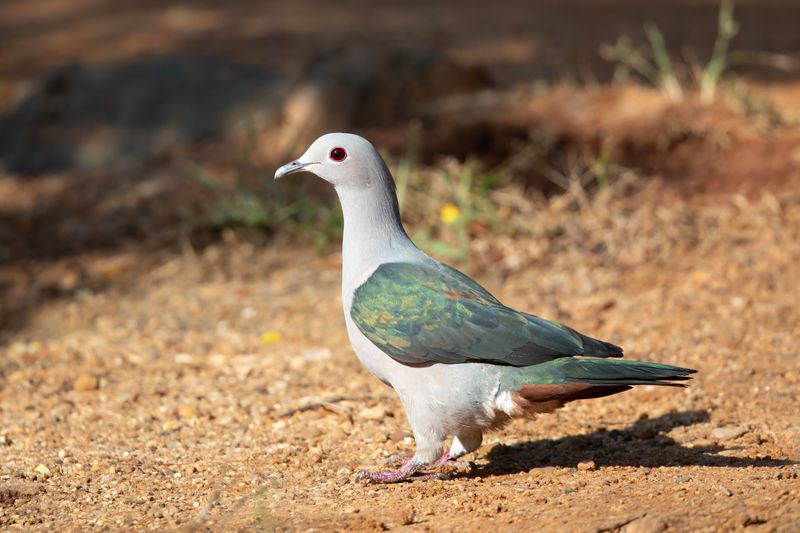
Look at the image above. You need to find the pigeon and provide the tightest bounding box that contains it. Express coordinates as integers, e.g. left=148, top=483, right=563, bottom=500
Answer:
left=275, top=133, right=696, bottom=483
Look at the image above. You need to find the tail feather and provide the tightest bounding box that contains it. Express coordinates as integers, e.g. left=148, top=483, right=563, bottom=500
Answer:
left=560, top=358, right=696, bottom=386
left=512, top=357, right=697, bottom=405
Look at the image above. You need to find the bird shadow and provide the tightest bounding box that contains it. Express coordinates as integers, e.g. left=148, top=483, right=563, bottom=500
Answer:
left=471, top=410, right=795, bottom=477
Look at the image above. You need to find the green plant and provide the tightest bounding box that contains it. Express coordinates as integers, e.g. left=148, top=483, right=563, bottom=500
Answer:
left=699, top=0, right=739, bottom=103
left=392, top=158, right=506, bottom=264
left=184, top=162, right=343, bottom=252
left=600, top=0, right=740, bottom=103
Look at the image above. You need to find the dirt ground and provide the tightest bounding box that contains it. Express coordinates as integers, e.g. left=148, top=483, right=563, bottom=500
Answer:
left=2, top=1, right=800, bottom=532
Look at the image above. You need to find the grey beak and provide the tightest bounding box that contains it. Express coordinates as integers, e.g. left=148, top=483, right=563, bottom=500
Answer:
left=274, top=160, right=313, bottom=179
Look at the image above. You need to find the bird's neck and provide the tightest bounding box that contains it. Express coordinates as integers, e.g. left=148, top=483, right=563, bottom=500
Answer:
left=336, top=180, right=420, bottom=291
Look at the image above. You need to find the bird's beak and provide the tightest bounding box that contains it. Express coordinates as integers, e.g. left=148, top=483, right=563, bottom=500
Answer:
left=274, top=160, right=314, bottom=180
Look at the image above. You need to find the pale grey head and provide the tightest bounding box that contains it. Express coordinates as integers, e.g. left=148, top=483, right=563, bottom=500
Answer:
left=274, top=133, right=392, bottom=191
left=275, top=132, right=414, bottom=281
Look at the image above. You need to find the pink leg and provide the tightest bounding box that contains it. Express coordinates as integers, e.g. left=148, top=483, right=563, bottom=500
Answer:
left=356, top=448, right=470, bottom=483
left=356, top=457, right=443, bottom=483
left=426, top=448, right=474, bottom=470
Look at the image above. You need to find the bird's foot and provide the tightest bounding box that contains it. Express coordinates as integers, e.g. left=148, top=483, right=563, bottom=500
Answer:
left=356, top=457, right=445, bottom=483
left=356, top=468, right=446, bottom=483
left=357, top=449, right=471, bottom=483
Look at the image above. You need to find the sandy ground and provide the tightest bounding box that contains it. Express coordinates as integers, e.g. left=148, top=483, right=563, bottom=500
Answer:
left=1, top=183, right=799, bottom=531
left=1, top=1, right=800, bottom=531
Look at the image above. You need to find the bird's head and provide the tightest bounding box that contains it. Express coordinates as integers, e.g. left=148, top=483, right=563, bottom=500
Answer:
left=274, top=133, right=386, bottom=189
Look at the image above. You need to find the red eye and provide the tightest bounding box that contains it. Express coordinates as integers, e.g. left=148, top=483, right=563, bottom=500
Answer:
left=329, top=147, right=347, bottom=162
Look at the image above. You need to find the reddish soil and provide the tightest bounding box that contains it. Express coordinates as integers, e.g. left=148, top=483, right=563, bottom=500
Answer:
left=1, top=1, right=799, bottom=532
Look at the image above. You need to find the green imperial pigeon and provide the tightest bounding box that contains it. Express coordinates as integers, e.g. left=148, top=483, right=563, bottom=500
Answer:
left=275, top=133, right=696, bottom=483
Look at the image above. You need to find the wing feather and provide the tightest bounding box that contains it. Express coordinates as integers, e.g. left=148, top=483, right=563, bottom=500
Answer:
left=350, top=262, right=606, bottom=366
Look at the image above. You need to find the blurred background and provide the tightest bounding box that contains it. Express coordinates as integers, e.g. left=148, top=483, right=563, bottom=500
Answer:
left=1, top=0, right=799, bottom=530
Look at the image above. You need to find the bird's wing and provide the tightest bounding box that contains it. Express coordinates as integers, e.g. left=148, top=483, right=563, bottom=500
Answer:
left=350, top=262, right=610, bottom=366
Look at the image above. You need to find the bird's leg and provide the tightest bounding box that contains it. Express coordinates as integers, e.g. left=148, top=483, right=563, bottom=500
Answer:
left=359, top=440, right=480, bottom=483
left=426, top=447, right=457, bottom=468
left=357, top=428, right=449, bottom=483
left=442, top=430, right=483, bottom=469
left=356, top=456, right=444, bottom=483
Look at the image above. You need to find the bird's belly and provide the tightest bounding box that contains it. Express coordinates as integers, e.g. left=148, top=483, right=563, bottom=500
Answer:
left=344, top=316, right=504, bottom=431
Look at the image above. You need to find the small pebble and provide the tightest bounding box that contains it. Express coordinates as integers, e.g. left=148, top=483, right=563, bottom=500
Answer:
left=74, top=374, right=98, bottom=392
left=161, top=421, right=181, bottom=432
left=711, top=425, right=748, bottom=441
left=359, top=406, right=390, bottom=421
left=177, top=405, right=198, bottom=419
left=577, top=460, right=596, bottom=472
left=719, top=484, right=733, bottom=497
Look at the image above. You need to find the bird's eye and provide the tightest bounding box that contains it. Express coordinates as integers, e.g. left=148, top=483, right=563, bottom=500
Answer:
left=329, top=147, right=347, bottom=162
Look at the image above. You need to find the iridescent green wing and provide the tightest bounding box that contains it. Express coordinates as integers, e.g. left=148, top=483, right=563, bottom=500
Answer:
left=350, top=262, right=589, bottom=366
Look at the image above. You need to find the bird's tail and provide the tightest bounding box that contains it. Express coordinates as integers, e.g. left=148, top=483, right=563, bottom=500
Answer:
left=511, top=358, right=696, bottom=404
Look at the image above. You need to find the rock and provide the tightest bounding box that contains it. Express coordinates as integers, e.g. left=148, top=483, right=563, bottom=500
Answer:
left=711, top=425, right=748, bottom=441
left=359, top=406, right=390, bottom=421
left=177, top=405, right=198, bottom=419
left=625, top=515, right=667, bottom=533
left=161, top=421, right=181, bottom=432
left=302, top=348, right=332, bottom=362
left=718, top=484, right=733, bottom=497
left=34, top=464, right=52, bottom=478
left=562, top=486, right=576, bottom=494
left=630, top=424, right=657, bottom=439
left=577, top=460, right=596, bottom=472
left=73, top=374, right=98, bottom=392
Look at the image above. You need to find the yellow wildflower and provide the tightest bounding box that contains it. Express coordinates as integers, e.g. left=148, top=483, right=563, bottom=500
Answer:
left=260, top=331, right=283, bottom=344
left=440, top=203, right=461, bottom=224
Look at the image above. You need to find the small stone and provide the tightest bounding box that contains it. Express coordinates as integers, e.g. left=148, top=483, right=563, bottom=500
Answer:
left=711, top=425, right=748, bottom=441
left=400, top=505, right=416, bottom=526
left=359, top=406, right=390, bottom=421
left=337, top=478, right=349, bottom=486
left=177, top=405, right=198, bottom=419
left=677, top=476, right=691, bottom=483
left=161, top=421, right=181, bottom=432
left=626, top=515, right=667, bottom=533
left=562, top=486, right=576, bottom=494
left=719, top=484, right=733, bottom=497
left=34, top=464, right=52, bottom=477
left=741, top=513, right=767, bottom=527
left=577, top=460, right=596, bottom=472
left=74, top=374, right=98, bottom=392
left=631, top=425, right=657, bottom=439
